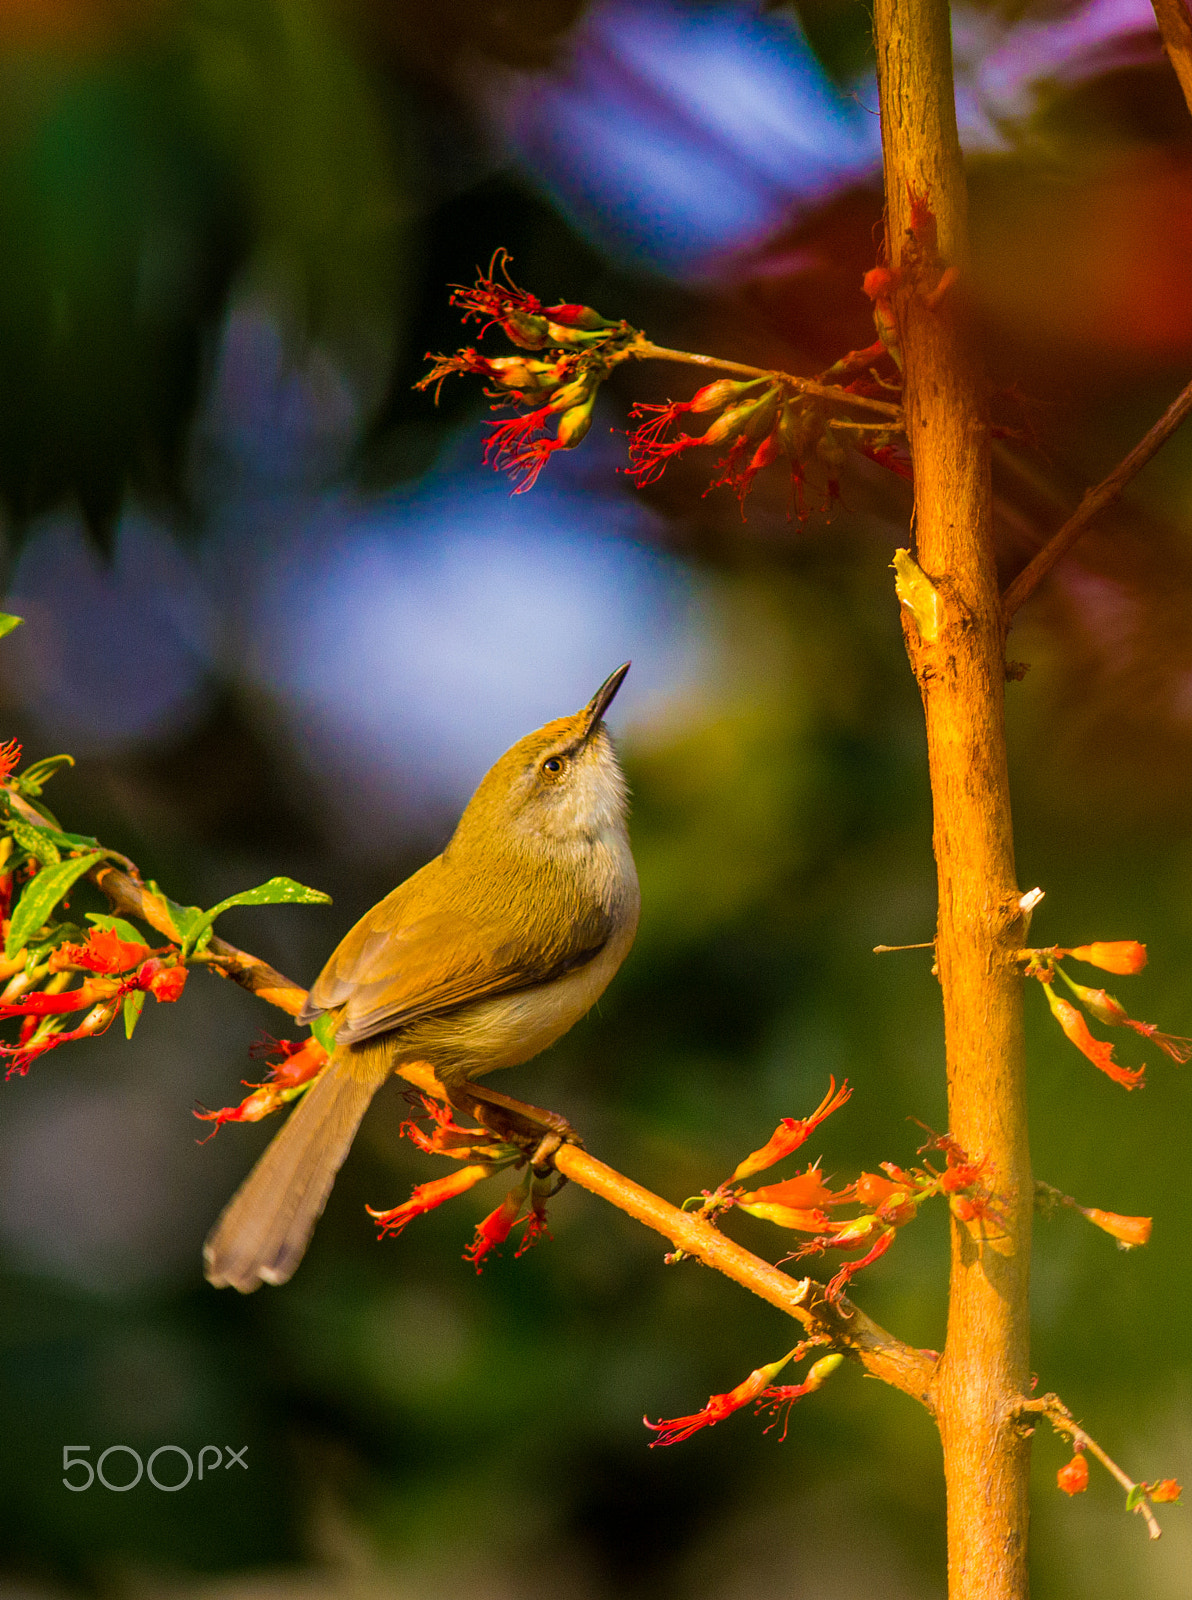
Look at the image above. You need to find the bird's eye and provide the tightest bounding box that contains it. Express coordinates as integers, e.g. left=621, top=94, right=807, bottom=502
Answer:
left=542, top=756, right=564, bottom=774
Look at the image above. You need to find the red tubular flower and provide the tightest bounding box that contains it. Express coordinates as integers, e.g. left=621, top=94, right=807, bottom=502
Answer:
left=711, top=430, right=782, bottom=512
left=737, top=1200, right=830, bottom=1232
left=464, top=1179, right=527, bottom=1272
left=480, top=377, right=597, bottom=492
left=756, top=1352, right=845, bottom=1439
left=194, top=1084, right=291, bottom=1136
left=1057, top=972, right=1192, bottom=1063
left=514, top=1186, right=553, bottom=1258
left=644, top=1348, right=800, bottom=1447
left=625, top=401, right=702, bottom=485
left=742, top=1165, right=840, bottom=1210
left=1062, top=941, right=1147, bottom=975
left=731, top=1078, right=851, bottom=1181
left=1043, top=983, right=1145, bottom=1088
left=0, top=996, right=123, bottom=1076
left=1057, top=1453, right=1090, bottom=1495
left=0, top=739, right=21, bottom=782
left=368, top=1164, right=493, bottom=1240
left=49, top=928, right=149, bottom=975
left=418, top=347, right=574, bottom=403
left=448, top=251, right=550, bottom=348
left=736, top=1165, right=844, bottom=1232
left=851, top=1171, right=910, bottom=1209
left=626, top=383, right=779, bottom=490
left=826, top=1234, right=896, bottom=1301
left=248, top=1034, right=330, bottom=1088
left=399, top=1091, right=493, bottom=1158
left=0, top=980, right=114, bottom=1017
left=1078, top=1207, right=1152, bottom=1248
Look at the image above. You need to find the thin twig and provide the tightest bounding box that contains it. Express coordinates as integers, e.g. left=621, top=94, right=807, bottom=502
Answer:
left=90, top=863, right=309, bottom=1015
left=553, top=1143, right=937, bottom=1410
left=1018, top=1394, right=1164, bottom=1540
left=1001, top=375, right=1192, bottom=620
left=2, top=785, right=311, bottom=1018
left=627, top=339, right=905, bottom=420
left=1152, top=0, right=1192, bottom=117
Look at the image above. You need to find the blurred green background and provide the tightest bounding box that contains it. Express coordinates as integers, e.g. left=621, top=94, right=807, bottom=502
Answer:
left=0, top=1, right=1191, bottom=1597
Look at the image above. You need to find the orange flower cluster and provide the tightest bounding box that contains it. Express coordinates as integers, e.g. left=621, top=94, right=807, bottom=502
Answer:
left=416, top=251, right=633, bottom=492
left=420, top=250, right=908, bottom=510
left=694, top=1084, right=999, bottom=1302
left=365, top=1092, right=548, bottom=1270
left=0, top=926, right=188, bottom=1077
left=1024, top=939, right=1190, bottom=1089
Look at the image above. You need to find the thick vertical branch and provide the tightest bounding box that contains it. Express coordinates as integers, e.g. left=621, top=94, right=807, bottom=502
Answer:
left=874, top=4, right=1033, bottom=1599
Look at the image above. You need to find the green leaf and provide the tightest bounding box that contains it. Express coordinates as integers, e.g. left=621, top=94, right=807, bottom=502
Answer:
left=83, top=916, right=150, bottom=1033
left=181, top=876, right=332, bottom=957
left=146, top=881, right=206, bottom=944
left=6, top=851, right=103, bottom=957
left=0, top=614, right=23, bottom=640
left=123, top=991, right=146, bottom=1039
left=4, top=804, right=105, bottom=859
left=24, top=923, right=88, bottom=965
left=86, top=913, right=150, bottom=948
left=310, top=1011, right=337, bottom=1055
left=1126, top=1484, right=1146, bottom=1512
left=8, top=816, right=61, bottom=867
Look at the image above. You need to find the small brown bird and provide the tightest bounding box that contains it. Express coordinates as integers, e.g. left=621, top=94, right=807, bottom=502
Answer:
left=204, top=664, right=639, bottom=1292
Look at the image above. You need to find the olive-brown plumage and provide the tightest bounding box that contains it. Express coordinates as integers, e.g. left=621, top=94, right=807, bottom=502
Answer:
left=204, top=665, right=638, bottom=1292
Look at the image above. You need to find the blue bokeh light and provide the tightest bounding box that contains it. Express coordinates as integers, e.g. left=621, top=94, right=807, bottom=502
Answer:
left=480, top=0, right=879, bottom=279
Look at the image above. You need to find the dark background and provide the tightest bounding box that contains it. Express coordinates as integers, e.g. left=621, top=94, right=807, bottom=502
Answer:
left=0, top=2, right=1191, bottom=1596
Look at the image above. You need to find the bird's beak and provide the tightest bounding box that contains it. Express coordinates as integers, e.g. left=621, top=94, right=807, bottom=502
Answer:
left=580, top=662, right=630, bottom=740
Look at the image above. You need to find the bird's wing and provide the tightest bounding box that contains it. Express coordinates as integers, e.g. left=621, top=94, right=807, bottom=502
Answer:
left=298, top=857, right=613, bottom=1046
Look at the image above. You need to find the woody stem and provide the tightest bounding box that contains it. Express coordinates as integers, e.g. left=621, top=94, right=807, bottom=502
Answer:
left=627, top=339, right=904, bottom=419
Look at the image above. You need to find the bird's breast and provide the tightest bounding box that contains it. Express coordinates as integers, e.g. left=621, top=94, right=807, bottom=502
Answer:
left=394, top=896, right=638, bottom=1083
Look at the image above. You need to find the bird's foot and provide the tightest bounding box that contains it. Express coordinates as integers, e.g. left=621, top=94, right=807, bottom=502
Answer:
left=447, top=1082, right=582, bottom=1177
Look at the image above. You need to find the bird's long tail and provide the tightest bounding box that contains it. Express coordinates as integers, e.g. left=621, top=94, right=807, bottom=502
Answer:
left=203, top=1042, right=392, bottom=1293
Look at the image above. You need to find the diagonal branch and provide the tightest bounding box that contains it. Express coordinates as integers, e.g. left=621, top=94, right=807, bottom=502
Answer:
left=626, top=338, right=904, bottom=420
left=1001, top=375, right=1192, bottom=621
left=553, top=1144, right=937, bottom=1410
left=2, top=786, right=312, bottom=1018
left=1152, top=0, right=1192, bottom=118
left=1017, top=1393, right=1166, bottom=1540
left=91, top=862, right=308, bottom=1015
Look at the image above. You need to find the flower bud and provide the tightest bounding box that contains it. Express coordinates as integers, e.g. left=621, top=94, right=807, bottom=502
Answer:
left=1078, top=1206, right=1152, bottom=1248
left=804, top=1352, right=845, bottom=1390
left=1057, top=1453, right=1090, bottom=1495
left=689, top=378, right=766, bottom=413
left=702, top=391, right=776, bottom=447
left=1065, top=941, right=1147, bottom=975
left=544, top=302, right=616, bottom=330
left=556, top=394, right=596, bottom=449
left=504, top=311, right=552, bottom=349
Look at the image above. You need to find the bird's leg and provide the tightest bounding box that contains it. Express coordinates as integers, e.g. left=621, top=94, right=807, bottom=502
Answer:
left=446, top=1080, right=582, bottom=1174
